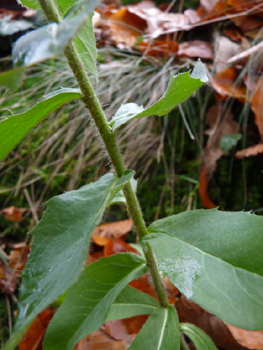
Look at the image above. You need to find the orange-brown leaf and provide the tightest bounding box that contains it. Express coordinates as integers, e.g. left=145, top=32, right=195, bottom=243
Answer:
left=109, top=8, right=146, bottom=47
left=92, top=219, right=133, bottom=246
left=227, top=324, right=263, bottom=350
left=104, top=238, right=138, bottom=257
left=235, top=144, right=263, bottom=159
left=137, top=40, right=178, bottom=57
left=19, top=307, right=55, bottom=350
left=2, top=206, right=27, bottom=222
left=211, top=67, right=246, bottom=102
left=8, top=244, right=30, bottom=277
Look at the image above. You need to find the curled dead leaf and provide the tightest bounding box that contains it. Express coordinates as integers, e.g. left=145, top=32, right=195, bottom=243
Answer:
left=92, top=219, right=133, bottom=246
left=211, top=67, right=246, bottom=102
left=235, top=144, right=263, bottom=159
left=177, top=40, right=214, bottom=59
left=2, top=206, right=27, bottom=222
left=109, top=7, right=146, bottom=47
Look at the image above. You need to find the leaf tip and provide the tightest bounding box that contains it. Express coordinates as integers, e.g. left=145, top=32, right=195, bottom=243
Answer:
left=191, top=59, right=209, bottom=83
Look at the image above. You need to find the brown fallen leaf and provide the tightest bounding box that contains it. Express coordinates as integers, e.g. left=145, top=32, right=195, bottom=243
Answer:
left=235, top=144, right=263, bottom=159
left=224, top=29, right=243, bottom=42
left=210, top=67, right=246, bottom=102
left=177, top=40, right=214, bottom=60
left=129, top=273, right=158, bottom=301
left=121, top=315, right=149, bottom=335
left=176, top=294, right=248, bottom=350
left=92, top=219, right=133, bottom=246
left=104, top=238, right=138, bottom=257
left=227, top=324, right=263, bottom=350
left=86, top=250, right=105, bottom=265
left=2, top=206, right=27, bottom=222
left=7, top=243, right=30, bottom=277
left=0, top=259, right=17, bottom=293
left=214, top=36, right=243, bottom=73
left=103, top=320, right=128, bottom=341
left=232, top=15, right=263, bottom=34
left=18, top=307, right=55, bottom=350
left=74, top=328, right=131, bottom=350
left=109, top=7, right=146, bottom=47
left=137, top=39, right=178, bottom=58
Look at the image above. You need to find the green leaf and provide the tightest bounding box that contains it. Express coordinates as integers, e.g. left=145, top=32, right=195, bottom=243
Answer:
left=0, top=68, right=24, bottom=93
left=74, top=13, right=98, bottom=80
left=3, top=171, right=134, bottom=350
left=143, top=208, right=263, bottom=330
left=128, top=305, right=180, bottom=350
left=57, top=0, right=79, bottom=14
left=109, top=60, right=208, bottom=130
left=17, top=0, right=40, bottom=9
left=220, top=134, right=242, bottom=153
left=0, top=88, right=81, bottom=162
left=179, top=323, right=217, bottom=350
left=106, top=285, right=159, bottom=322
left=44, top=253, right=148, bottom=350
left=12, top=0, right=100, bottom=68
left=52, top=284, right=158, bottom=318
left=108, top=178, right=137, bottom=206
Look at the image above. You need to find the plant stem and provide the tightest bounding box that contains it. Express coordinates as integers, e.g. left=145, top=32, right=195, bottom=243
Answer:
left=38, top=0, right=169, bottom=307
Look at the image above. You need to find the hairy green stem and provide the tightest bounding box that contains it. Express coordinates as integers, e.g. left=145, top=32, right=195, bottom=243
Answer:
left=38, top=0, right=169, bottom=308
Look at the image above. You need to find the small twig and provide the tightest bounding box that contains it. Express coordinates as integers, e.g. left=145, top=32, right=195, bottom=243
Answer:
left=228, top=40, right=263, bottom=64
left=24, top=189, right=39, bottom=224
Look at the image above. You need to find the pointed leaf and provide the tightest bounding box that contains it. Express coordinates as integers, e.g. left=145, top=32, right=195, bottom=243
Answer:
left=3, top=171, right=134, bottom=350
left=0, top=88, right=81, bottom=162
left=143, top=209, right=263, bottom=330
left=180, top=323, right=218, bottom=350
left=109, top=60, right=208, bottom=130
left=74, top=14, right=98, bottom=80
left=106, top=285, right=159, bottom=322
left=44, top=253, right=148, bottom=350
left=12, top=0, right=100, bottom=68
left=128, top=305, right=180, bottom=350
